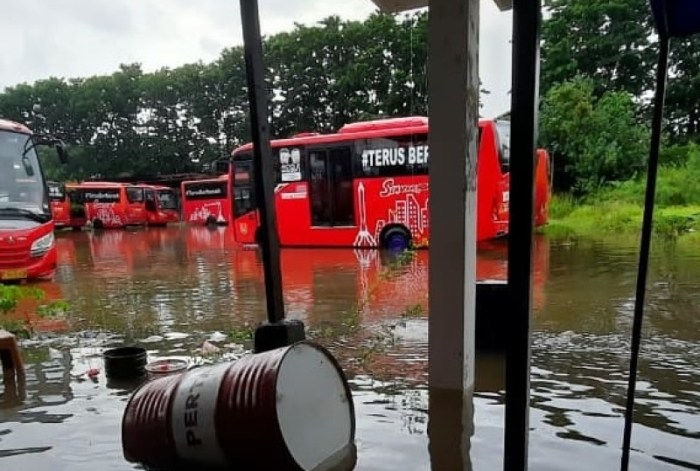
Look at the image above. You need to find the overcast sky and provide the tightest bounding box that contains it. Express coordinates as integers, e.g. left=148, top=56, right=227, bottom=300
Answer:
left=0, top=0, right=512, bottom=118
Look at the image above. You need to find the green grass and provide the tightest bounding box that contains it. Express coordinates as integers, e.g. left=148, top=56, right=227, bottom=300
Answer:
left=544, top=198, right=700, bottom=243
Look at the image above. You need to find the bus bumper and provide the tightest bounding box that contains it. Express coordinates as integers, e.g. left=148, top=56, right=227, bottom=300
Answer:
left=0, top=247, right=57, bottom=282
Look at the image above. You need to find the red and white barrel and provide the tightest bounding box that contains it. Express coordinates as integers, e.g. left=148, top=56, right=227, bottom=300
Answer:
left=122, top=341, right=356, bottom=470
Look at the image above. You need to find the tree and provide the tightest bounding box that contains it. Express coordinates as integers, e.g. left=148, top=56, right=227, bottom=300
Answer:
left=541, top=0, right=656, bottom=98
left=539, top=77, right=649, bottom=193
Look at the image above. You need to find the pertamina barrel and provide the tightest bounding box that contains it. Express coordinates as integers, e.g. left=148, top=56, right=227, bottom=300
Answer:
left=122, top=341, right=356, bottom=470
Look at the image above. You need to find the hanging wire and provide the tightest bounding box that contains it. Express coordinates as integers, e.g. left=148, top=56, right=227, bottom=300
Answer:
left=620, top=34, right=670, bottom=471
left=409, top=12, right=415, bottom=117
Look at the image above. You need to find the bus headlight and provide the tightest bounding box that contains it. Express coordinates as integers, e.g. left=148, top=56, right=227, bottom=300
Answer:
left=31, top=232, right=55, bottom=257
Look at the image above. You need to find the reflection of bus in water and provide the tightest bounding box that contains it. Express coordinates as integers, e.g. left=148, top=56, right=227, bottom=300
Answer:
left=227, top=236, right=550, bottom=325
left=184, top=224, right=238, bottom=255
left=86, top=230, right=151, bottom=276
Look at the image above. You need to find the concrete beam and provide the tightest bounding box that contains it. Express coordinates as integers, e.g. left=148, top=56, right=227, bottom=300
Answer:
left=369, top=0, right=511, bottom=13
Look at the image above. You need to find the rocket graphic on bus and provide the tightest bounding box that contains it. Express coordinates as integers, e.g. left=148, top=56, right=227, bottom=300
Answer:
left=353, top=183, right=377, bottom=247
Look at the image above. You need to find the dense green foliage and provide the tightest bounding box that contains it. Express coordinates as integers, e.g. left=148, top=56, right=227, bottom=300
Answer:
left=0, top=13, right=429, bottom=181
left=1, top=2, right=700, bottom=196
left=539, top=77, right=649, bottom=193
left=540, top=0, right=700, bottom=194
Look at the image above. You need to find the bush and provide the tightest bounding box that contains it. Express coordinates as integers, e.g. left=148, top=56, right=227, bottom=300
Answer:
left=549, top=193, right=577, bottom=219
left=539, top=77, right=649, bottom=194
left=0, top=285, right=69, bottom=337
left=593, top=143, right=700, bottom=208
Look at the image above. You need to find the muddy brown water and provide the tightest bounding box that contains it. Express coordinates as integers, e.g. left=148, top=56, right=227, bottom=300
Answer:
left=0, top=226, right=698, bottom=470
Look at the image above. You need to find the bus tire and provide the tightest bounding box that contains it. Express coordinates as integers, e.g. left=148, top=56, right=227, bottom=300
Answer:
left=205, top=216, right=217, bottom=227
left=380, top=226, right=411, bottom=252
left=92, top=219, right=104, bottom=230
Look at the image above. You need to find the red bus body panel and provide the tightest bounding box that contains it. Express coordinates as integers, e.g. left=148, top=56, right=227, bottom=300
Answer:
left=50, top=200, right=71, bottom=228
left=78, top=182, right=148, bottom=229
left=0, top=221, right=57, bottom=281
left=181, top=176, right=232, bottom=225
left=535, top=149, right=551, bottom=227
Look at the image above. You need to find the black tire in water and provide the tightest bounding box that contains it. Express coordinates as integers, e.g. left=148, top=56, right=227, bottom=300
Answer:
left=380, top=226, right=411, bottom=252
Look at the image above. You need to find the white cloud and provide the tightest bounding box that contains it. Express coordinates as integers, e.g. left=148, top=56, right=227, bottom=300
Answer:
left=0, top=0, right=512, bottom=118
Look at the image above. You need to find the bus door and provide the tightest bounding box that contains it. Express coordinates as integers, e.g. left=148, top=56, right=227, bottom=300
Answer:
left=307, top=146, right=355, bottom=228
left=48, top=182, right=71, bottom=227
left=144, top=187, right=159, bottom=224
left=126, top=186, right=147, bottom=225
left=232, top=159, right=258, bottom=244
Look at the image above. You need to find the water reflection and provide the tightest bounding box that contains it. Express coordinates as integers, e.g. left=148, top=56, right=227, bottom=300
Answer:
left=0, top=227, right=697, bottom=470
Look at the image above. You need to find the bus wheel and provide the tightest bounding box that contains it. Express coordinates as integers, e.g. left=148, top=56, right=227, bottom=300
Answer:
left=92, top=219, right=104, bottom=230
left=381, top=226, right=411, bottom=252
left=205, top=216, right=217, bottom=227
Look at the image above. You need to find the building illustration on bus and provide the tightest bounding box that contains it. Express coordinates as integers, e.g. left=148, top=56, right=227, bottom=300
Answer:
left=181, top=116, right=551, bottom=250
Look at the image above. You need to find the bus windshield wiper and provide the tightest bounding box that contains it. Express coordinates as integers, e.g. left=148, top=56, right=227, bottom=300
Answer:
left=0, top=207, right=50, bottom=223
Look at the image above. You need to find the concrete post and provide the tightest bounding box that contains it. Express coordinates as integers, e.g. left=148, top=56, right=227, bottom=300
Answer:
left=427, top=0, right=479, bottom=467
left=427, top=0, right=479, bottom=396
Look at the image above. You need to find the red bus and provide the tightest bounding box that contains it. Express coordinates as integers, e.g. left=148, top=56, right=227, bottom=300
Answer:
left=535, top=149, right=552, bottom=227
left=226, top=116, right=551, bottom=249
left=0, top=118, right=67, bottom=281
left=180, top=175, right=232, bottom=226
left=48, top=181, right=71, bottom=229
left=141, top=185, right=180, bottom=226
left=73, top=182, right=148, bottom=229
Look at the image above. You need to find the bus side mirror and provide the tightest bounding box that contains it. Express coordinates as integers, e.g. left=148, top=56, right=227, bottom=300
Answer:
left=55, top=141, right=68, bottom=164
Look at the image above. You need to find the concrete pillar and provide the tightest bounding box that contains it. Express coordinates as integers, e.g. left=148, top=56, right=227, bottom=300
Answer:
left=427, top=0, right=479, bottom=396
left=426, top=0, right=479, bottom=467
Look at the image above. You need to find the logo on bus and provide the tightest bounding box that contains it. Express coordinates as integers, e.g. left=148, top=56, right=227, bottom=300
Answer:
left=85, top=191, right=120, bottom=202
left=379, top=178, right=429, bottom=198
left=186, top=188, right=223, bottom=197
left=361, top=145, right=429, bottom=168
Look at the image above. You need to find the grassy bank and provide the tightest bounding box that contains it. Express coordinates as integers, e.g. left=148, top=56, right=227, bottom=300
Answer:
left=543, top=194, right=700, bottom=244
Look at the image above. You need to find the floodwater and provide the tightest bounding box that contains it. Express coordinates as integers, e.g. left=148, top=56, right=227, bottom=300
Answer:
left=1, top=225, right=699, bottom=470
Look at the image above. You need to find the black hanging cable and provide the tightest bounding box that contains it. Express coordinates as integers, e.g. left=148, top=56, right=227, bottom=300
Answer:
left=620, top=34, right=670, bottom=471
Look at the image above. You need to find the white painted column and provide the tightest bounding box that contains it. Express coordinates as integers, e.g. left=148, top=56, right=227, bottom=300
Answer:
left=426, top=0, right=479, bottom=467
left=427, top=0, right=479, bottom=395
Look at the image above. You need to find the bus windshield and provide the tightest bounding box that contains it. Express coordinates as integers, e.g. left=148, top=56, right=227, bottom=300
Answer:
left=495, top=120, right=511, bottom=172
left=157, top=189, right=178, bottom=210
left=0, top=130, right=50, bottom=218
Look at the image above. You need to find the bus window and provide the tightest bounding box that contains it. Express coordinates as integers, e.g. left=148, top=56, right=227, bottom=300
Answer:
left=308, top=146, right=354, bottom=227
left=157, top=189, right=178, bottom=210
left=144, top=188, right=157, bottom=212
left=331, top=147, right=354, bottom=226
left=356, top=134, right=429, bottom=178
left=309, top=150, right=332, bottom=226
left=127, top=186, right=145, bottom=204
left=495, top=120, right=511, bottom=173
left=233, top=160, right=255, bottom=217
